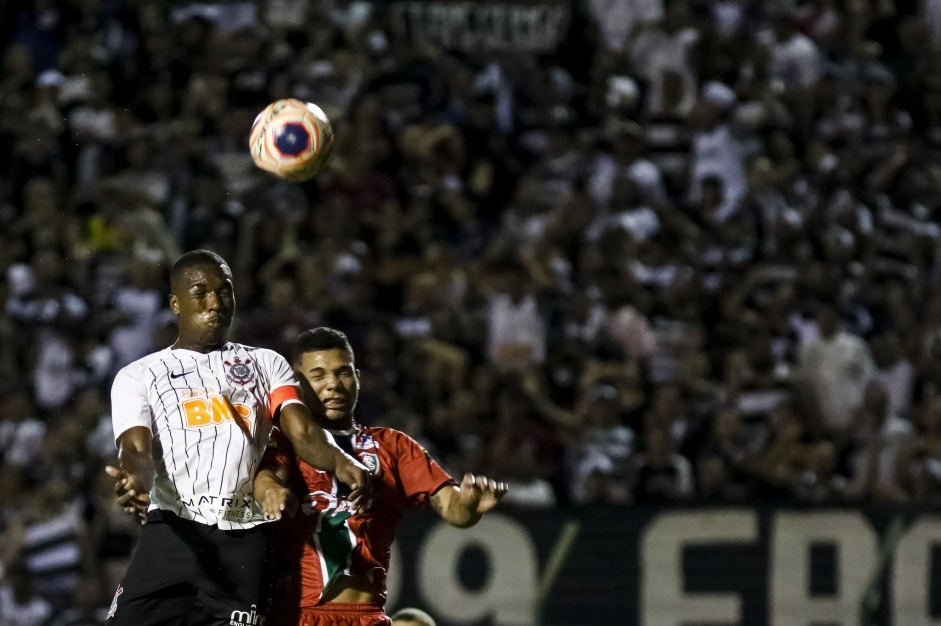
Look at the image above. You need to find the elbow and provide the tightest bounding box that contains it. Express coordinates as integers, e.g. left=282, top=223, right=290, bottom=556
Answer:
left=445, top=511, right=482, bottom=529
left=449, top=519, right=479, bottom=529
left=446, top=519, right=474, bottom=529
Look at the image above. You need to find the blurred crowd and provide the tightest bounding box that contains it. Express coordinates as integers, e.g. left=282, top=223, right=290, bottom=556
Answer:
left=4, top=0, right=941, bottom=619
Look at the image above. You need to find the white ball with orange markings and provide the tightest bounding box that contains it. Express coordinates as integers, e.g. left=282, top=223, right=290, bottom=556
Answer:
left=249, top=99, right=334, bottom=182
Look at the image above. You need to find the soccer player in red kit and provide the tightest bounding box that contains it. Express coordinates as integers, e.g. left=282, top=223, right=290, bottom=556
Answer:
left=254, top=327, right=507, bottom=626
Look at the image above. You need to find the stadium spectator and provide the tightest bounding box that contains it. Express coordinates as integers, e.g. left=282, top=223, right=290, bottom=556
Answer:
left=52, top=579, right=108, bottom=626
left=0, top=560, right=54, bottom=626
left=14, top=478, right=94, bottom=611
left=871, top=331, right=915, bottom=419
left=839, top=381, right=914, bottom=502
left=798, top=301, right=876, bottom=436
left=897, top=396, right=941, bottom=502
left=0, top=388, right=46, bottom=471
left=695, top=404, right=764, bottom=502
left=630, top=425, right=694, bottom=502
left=568, top=383, right=634, bottom=505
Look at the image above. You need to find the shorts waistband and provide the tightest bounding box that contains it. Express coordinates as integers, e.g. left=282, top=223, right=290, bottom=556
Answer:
left=305, top=603, right=384, bottom=615
left=147, top=509, right=174, bottom=523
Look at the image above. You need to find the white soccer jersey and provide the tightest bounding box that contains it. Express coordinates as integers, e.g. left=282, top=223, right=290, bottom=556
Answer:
left=111, top=342, right=303, bottom=529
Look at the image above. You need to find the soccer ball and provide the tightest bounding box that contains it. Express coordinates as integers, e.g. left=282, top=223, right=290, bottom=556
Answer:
left=249, top=99, right=334, bottom=182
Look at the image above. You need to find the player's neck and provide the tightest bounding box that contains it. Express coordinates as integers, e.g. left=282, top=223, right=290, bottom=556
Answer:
left=171, top=337, right=227, bottom=353
left=325, top=418, right=356, bottom=434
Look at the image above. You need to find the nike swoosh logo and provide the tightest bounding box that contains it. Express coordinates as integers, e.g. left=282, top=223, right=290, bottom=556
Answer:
left=170, top=371, right=192, bottom=379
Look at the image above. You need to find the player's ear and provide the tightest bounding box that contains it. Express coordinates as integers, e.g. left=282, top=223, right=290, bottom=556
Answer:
left=168, top=294, right=180, bottom=315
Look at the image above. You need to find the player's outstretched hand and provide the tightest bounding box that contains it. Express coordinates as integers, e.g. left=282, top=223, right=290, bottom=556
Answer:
left=105, top=465, right=150, bottom=524
left=262, top=485, right=298, bottom=521
left=335, top=454, right=372, bottom=513
left=459, top=473, right=508, bottom=514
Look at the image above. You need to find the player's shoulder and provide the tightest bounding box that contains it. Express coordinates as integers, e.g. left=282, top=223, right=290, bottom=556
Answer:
left=228, top=343, right=289, bottom=365
left=362, top=426, right=422, bottom=450
left=114, top=348, right=174, bottom=380
left=361, top=425, right=400, bottom=440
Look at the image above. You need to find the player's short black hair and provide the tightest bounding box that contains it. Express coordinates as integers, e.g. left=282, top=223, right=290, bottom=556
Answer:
left=170, top=249, right=232, bottom=293
left=389, top=608, right=436, bottom=626
left=292, top=327, right=354, bottom=364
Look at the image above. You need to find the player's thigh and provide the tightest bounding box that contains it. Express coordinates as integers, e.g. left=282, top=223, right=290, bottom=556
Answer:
left=106, top=583, right=194, bottom=626
left=107, top=517, right=198, bottom=624
left=192, top=525, right=270, bottom=609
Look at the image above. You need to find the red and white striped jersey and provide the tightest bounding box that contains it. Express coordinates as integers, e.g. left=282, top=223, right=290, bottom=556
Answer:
left=111, top=342, right=302, bottom=529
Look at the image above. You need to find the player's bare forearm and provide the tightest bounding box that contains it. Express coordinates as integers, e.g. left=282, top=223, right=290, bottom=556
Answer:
left=253, top=466, right=288, bottom=501
left=254, top=466, right=297, bottom=520
left=432, top=474, right=509, bottom=529
left=109, top=427, right=154, bottom=523
left=278, top=403, right=343, bottom=471
left=433, top=486, right=482, bottom=528
left=117, top=426, right=156, bottom=493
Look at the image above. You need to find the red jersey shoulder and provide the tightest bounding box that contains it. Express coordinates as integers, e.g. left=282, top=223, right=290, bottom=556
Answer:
left=362, top=427, right=454, bottom=502
left=360, top=426, right=427, bottom=451
left=358, top=427, right=436, bottom=465
left=351, top=427, right=395, bottom=476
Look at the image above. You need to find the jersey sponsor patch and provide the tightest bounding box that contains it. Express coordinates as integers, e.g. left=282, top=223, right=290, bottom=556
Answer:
left=225, top=356, right=256, bottom=386
left=180, top=394, right=254, bottom=430
left=180, top=493, right=258, bottom=523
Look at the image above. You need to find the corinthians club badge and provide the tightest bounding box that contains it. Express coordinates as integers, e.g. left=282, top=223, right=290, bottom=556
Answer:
left=225, top=357, right=255, bottom=386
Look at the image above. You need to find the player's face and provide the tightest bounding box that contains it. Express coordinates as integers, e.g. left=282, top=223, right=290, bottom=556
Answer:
left=169, top=263, right=235, bottom=349
left=296, top=348, right=360, bottom=424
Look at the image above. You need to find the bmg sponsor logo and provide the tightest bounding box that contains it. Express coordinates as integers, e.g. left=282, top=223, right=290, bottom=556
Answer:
left=230, top=604, right=264, bottom=626
left=180, top=394, right=253, bottom=430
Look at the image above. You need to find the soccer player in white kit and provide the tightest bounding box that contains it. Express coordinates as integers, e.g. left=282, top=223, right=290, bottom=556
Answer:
left=105, top=250, right=370, bottom=626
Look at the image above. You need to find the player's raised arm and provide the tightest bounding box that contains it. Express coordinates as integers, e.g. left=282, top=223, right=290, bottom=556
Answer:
left=430, top=473, right=508, bottom=529
left=278, top=401, right=372, bottom=510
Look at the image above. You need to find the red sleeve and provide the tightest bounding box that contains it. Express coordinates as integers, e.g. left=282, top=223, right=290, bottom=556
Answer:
left=393, top=431, right=456, bottom=507
left=261, top=427, right=296, bottom=473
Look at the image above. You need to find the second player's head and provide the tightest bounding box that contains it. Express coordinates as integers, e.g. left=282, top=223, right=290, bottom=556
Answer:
left=169, top=250, right=235, bottom=352
left=292, top=327, right=359, bottom=427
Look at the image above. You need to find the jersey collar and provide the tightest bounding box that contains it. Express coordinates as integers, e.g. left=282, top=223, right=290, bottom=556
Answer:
left=327, top=425, right=359, bottom=437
